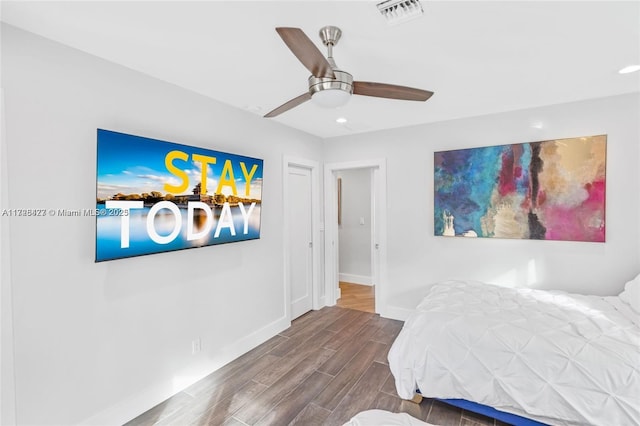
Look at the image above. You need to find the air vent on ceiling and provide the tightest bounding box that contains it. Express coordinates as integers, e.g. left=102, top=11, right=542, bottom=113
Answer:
left=377, top=0, right=424, bottom=25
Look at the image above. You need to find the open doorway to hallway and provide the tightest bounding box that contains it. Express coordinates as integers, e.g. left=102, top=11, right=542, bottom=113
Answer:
left=335, top=168, right=375, bottom=313
left=324, top=158, right=386, bottom=315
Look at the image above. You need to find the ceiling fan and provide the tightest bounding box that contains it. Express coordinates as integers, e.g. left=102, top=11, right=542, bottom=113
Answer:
left=264, top=26, right=434, bottom=118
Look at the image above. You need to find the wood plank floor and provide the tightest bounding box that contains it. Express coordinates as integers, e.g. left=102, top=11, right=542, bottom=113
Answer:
left=336, top=282, right=375, bottom=313
left=126, top=306, right=509, bottom=426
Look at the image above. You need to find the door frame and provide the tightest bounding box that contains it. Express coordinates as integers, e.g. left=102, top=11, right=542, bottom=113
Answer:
left=283, top=156, right=322, bottom=322
left=324, top=159, right=387, bottom=315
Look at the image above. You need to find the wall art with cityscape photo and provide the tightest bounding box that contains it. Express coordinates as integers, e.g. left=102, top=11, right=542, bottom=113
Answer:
left=96, top=129, right=263, bottom=261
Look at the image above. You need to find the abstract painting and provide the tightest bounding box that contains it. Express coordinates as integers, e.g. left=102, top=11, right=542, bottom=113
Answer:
left=434, top=135, right=606, bottom=242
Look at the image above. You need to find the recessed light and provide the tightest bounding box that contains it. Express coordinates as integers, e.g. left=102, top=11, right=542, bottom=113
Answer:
left=531, top=121, right=544, bottom=129
left=618, top=65, right=640, bottom=74
left=243, top=105, right=263, bottom=113
left=336, top=117, right=348, bottom=124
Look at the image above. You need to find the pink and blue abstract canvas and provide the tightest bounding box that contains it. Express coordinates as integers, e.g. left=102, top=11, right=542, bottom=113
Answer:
left=434, top=135, right=606, bottom=242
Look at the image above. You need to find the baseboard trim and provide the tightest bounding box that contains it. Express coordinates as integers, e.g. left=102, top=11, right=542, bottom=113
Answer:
left=78, top=315, right=290, bottom=426
left=339, top=273, right=372, bottom=286
left=381, top=304, right=415, bottom=321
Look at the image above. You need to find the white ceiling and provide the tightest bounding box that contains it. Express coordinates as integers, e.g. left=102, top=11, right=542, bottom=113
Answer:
left=2, top=1, right=639, bottom=139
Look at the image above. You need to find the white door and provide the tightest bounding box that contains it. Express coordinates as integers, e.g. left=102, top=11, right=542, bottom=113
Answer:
left=288, top=165, right=313, bottom=319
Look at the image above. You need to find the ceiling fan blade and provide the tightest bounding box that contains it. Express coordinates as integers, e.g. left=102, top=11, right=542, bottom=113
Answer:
left=353, top=81, right=434, bottom=101
left=264, top=92, right=312, bottom=118
left=275, top=27, right=335, bottom=79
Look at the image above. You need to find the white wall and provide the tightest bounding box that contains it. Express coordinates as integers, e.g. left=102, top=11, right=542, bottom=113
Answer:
left=325, top=93, right=640, bottom=315
left=337, top=169, right=372, bottom=285
left=1, top=24, right=323, bottom=426
left=1, top=86, right=18, bottom=426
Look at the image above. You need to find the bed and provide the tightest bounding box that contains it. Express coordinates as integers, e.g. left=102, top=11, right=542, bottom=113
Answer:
left=388, top=276, right=640, bottom=426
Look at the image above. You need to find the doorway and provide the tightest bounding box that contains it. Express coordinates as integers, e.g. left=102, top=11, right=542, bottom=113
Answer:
left=335, top=168, right=374, bottom=313
left=324, top=159, right=387, bottom=315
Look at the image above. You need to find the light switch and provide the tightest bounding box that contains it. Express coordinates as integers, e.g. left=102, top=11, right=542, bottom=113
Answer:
left=359, top=217, right=365, bottom=225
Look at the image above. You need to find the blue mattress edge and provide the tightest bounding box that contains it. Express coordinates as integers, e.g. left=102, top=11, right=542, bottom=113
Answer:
left=437, top=398, right=549, bottom=426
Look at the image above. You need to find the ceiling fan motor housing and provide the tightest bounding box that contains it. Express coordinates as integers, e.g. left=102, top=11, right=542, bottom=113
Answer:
left=308, top=69, right=354, bottom=97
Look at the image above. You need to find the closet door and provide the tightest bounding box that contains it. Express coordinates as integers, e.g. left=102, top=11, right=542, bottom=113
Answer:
left=287, top=165, right=313, bottom=319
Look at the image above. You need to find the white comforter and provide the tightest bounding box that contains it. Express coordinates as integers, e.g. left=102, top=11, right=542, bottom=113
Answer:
left=388, top=280, right=640, bottom=426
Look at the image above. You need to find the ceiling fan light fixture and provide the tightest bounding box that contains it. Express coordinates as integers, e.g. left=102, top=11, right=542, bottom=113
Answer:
left=308, top=69, right=354, bottom=108
left=312, top=89, right=351, bottom=108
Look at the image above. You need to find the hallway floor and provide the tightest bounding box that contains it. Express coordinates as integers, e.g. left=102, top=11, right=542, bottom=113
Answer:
left=336, top=282, right=374, bottom=313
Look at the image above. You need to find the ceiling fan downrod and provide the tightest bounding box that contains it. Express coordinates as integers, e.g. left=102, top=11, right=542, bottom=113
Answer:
left=319, top=25, right=342, bottom=59
left=309, top=26, right=354, bottom=101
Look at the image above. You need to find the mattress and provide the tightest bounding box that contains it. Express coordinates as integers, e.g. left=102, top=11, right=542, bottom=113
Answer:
left=388, top=280, right=640, bottom=426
